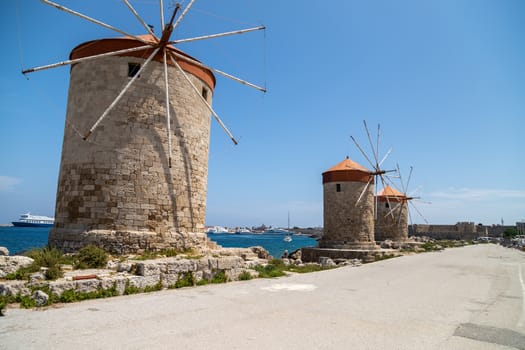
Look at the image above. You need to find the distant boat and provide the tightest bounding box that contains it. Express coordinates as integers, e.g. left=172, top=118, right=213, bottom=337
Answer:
left=12, top=213, right=54, bottom=228
left=283, top=235, right=292, bottom=242
left=235, top=227, right=252, bottom=234
left=206, top=226, right=229, bottom=234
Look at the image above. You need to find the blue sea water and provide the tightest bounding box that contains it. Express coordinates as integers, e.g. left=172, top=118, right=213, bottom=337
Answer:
left=0, top=227, right=317, bottom=258
left=207, top=233, right=317, bottom=258
left=0, top=227, right=50, bottom=255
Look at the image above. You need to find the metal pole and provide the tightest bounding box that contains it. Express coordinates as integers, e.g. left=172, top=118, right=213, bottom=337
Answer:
left=364, top=120, right=379, bottom=167
left=22, top=45, right=152, bottom=74
left=123, top=0, right=156, bottom=37
left=163, top=51, right=173, bottom=168
left=168, top=53, right=239, bottom=145
left=84, top=47, right=160, bottom=140
left=171, top=26, right=266, bottom=44
left=169, top=50, right=266, bottom=93
left=172, top=0, right=196, bottom=30
left=41, top=0, right=151, bottom=46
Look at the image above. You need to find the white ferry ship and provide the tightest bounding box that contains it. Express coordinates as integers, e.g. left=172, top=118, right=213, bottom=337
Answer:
left=12, top=213, right=54, bottom=228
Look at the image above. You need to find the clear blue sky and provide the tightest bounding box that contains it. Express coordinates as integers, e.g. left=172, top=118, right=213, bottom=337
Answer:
left=0, top=0, right=524, bottom=227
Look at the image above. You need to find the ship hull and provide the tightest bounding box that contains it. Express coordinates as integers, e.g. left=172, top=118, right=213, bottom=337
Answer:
left=12, top=222, right=53, bottom=228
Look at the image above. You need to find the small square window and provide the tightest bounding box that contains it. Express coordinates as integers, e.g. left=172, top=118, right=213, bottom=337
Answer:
left=336, top=184, right=341, bottom=192
left=128, top=63, right=141, bottom=77
left=202, top=87, right=208, bottom=100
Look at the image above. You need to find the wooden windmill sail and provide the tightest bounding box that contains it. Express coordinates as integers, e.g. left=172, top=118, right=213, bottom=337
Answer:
left=387, top=165, right=430, bottom=225
left=350, top=120, right=396, bottom=219
left=22, top=0, right=266, bottom=254
left=23, top=0, right=266, bottom=158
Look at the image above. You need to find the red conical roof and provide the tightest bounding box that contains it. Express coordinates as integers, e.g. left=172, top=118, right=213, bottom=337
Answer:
left=377, top=185, right=406, bottom=202
left=69, top=34, right=216, bottom=90
left=322, top=156, right=373, bottom=184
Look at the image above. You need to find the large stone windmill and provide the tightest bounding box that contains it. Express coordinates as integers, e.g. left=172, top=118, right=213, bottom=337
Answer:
left=22, top=0, right=265, bottom=253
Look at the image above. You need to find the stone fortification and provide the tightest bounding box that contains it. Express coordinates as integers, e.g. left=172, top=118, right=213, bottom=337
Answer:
left=49, top=39, right=214, bottom=253
left=320, top=157, right=378, bottom=250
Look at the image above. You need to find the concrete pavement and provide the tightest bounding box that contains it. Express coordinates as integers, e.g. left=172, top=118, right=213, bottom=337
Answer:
left=1, top=244, right=524, bottom=349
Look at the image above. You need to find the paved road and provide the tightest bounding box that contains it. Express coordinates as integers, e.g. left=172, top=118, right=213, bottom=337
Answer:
left=2, top=244, right=524, bottom=350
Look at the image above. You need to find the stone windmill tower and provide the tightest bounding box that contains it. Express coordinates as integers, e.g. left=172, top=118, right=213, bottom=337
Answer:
left=320, top=157, right=379, bottom=250
left=22, top=1, right=265, bottom=253
left=374, top=186, right=409, bottom=242
left=375, top=166, right=428, bottom=242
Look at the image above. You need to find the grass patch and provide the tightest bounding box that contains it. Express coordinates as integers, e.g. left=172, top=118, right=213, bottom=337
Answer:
left=74, top=245, right=108, bottom=269
left=172, top=272, right=195, bottom=289
left=287, top=264, right=329, bottom=273
left=238, top=271, right=253, bottom=280
left=211, top=270, right=228, bottom=284
left=134, top=248, right=202, bottom=261
left=123, top=280, right=141, bottom=295
left=254, top=263, right=286, bottom=278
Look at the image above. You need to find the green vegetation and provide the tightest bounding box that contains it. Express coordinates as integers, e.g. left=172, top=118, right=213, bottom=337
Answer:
left=238, top=271, right=253, bottom=280
left=211, top=270, right=228, bottom=284
left=74, top=245, right=108, bottom=269
left=123, top=280, right=141, bottom=295
left=143, top=280, right=163, bottom=293
left=171, top=272, right=195, bottom=289
left=503, top=228, right=518, bottom=239
left=3, top=245, right=110, bottom=281
left=5, top=247, right=70, bottom=280
left=134, top=248, right=202, bottom=260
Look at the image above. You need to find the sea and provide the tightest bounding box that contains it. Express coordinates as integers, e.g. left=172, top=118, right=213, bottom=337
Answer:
left=0, top=227, right=317, bottom=258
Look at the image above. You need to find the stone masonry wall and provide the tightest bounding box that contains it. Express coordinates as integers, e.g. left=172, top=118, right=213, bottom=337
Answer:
left=375, top=200, right=409, bottom=242
left=320, top=181, right=377, bottom=249
left=49, top=55, right=213, bottom=253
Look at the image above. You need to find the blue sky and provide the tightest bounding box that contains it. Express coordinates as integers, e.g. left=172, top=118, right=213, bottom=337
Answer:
left=0, top=0, right=524, bottom=228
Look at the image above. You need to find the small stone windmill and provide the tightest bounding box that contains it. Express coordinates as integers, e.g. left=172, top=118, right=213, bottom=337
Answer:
left=22, top=0, right=265, bottom=253
left=375, top=165, right=429, bottom=242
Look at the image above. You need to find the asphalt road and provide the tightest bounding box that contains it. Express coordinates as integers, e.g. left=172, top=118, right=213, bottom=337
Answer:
left=2, top=244, right=524, bottom=350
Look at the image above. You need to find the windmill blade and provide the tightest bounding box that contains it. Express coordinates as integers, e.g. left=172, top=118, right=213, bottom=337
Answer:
left=396, top=163, right=407, bottom=194
left=84, top=47, right=160, bottom=140
left=355, top=178, right=373, bottom=206
left=384, top=200, right=403, bottom=218
left=350, top=135, right=376, bottom=169
left=376, top=123, right=381, bottom=166
left=167, top=53, right=239, bottom=145
left=169, top=50, right=266, bottom=92
left=171, top=26, right=266, bottom=44
left=163, top=51, right=173, bottom=168
left=379, top=175, right=395, bottom=219
left=123, top=0, right=156, bottom=37
left=22, top=45, right=152, bottom=75
left=173, top=0, right=196, bottom=30
left=41, top=0, right=152, bottom=46
left=405, top=166, right=414, bottom=194
left=160, top=0, right=165, bottom=28
left=363, top=120, right=380, bottom=167
left=409, top=201, right=428, bottom=224
left=379, top=147, right=393, bottom=167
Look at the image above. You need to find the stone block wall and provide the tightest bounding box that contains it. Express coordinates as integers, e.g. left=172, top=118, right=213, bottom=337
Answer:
left=50, top=55, right=213, bottom=253
left=375, top=200, right=409, bottom=242
left=320, top=181, right=377, bottom=249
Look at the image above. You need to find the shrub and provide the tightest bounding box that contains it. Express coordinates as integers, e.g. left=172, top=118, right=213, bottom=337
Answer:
left=173, top=273, right=195, bottom=289
left=211, top=270, right=228, bottom=284
left=254, top=264, right=285, bottom=278
left=19, top=295, right=36, bottom=309
left=75, top=245, right=108, bottom=269
left=238, top=271, right=253, bottom=280
left=45, top=266, right=64, bottom=280
left=144, top=280, right=163, bottom=293
left=124, top=280, right=141, bottom=295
